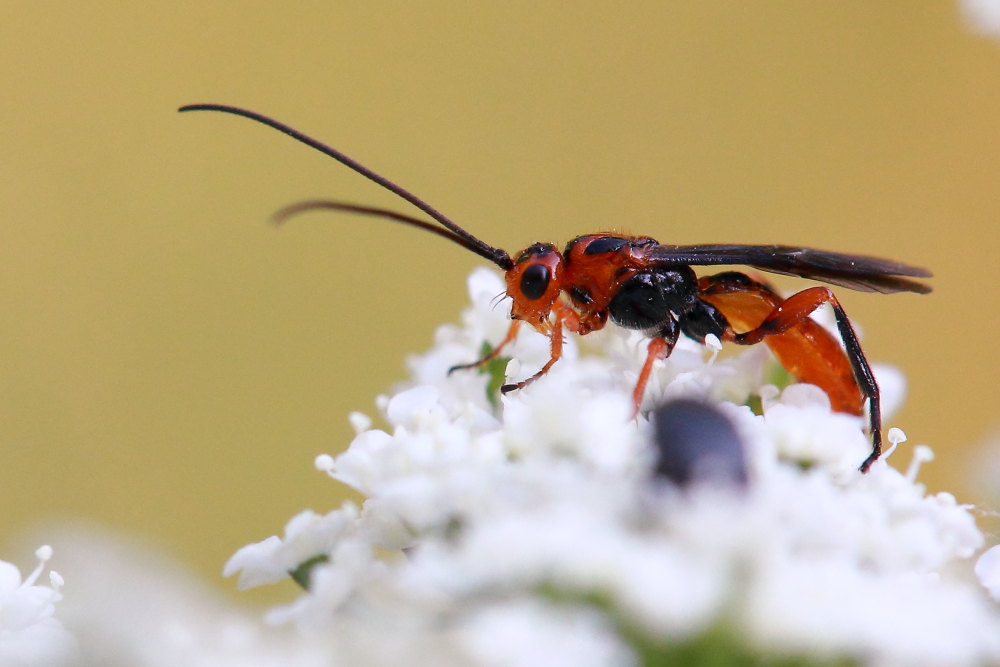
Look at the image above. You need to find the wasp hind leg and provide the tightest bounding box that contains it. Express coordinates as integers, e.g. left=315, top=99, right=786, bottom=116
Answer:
left=709, top=281, right=882, bottom=472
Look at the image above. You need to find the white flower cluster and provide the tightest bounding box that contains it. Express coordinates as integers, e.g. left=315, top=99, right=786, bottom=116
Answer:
left=226, top=268, right=1000, bottom=666
left=962, top=0, right=1000, bottom=37
left=0, top=545, right=76, bottom=666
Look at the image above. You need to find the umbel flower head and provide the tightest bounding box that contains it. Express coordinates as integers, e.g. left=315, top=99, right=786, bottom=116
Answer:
left=0, top=545, right=76, bottom=665
left=227, top=268, right=1000, bottom=666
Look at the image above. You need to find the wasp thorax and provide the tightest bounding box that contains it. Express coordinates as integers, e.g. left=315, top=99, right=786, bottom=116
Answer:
left=505, top=243, right=563, bottom=323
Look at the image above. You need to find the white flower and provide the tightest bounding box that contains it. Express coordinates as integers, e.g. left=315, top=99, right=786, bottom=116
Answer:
left=962, top=0, right=1000, bottom=37
left=226, top=267, right=1000, bottom=666
left=224, top=506, right=364, bottom=589
left=456, top=599, right=633, bottom=667
left=32, top=527, right=336, bottom=667
left=0, top=545, right=76, bottom=666
left=742, top=556, right=1000, bottom=664
left=976, top=544, right=1000, bottom=601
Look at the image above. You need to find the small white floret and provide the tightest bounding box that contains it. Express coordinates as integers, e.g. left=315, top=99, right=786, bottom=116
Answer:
left=348, top=411, right=372, bottom=434
left=314, top=453, right=335, bottom=474
left=975, top=544, right=1000, bottom=601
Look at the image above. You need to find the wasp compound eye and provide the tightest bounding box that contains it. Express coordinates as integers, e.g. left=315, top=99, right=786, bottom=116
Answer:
left=520, top=264, right=551, bottom=300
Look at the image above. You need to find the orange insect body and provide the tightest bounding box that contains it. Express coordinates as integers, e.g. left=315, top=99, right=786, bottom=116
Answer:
left=179, top=103, right=931, bottom=472
left=489, top=234, right=872, bottom=426
left=698, top=282, right=863, bottom=416
left=561, top=234, right=661, bottom=334
left=518, top=233, right=865, bottom=418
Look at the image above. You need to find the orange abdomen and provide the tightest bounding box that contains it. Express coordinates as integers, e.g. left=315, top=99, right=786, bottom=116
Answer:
left=699, top=289, right=863, bottom=416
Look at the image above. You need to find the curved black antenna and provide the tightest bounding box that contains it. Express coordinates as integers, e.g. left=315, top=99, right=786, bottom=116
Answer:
left=179, top=103, right=514, bottom=271
left=271, top=199, right=508, bottom=264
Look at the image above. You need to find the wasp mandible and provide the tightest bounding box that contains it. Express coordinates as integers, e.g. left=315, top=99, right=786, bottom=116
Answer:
left=179, top=104, right=931, bottom=473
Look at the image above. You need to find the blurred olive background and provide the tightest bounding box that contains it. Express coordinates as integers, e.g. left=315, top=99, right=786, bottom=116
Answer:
left=2, top=3, right=999, bottom=596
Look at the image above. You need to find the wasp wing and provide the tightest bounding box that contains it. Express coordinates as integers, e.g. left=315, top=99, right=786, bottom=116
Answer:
left=645, top=244, right=931, bottom=294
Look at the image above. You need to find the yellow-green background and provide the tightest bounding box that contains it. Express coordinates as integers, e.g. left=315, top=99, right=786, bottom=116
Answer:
left=3, top=3, right=999, bottom=598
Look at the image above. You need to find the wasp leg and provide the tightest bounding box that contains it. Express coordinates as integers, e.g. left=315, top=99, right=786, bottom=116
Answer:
left=500, top=317, right=564, bottom=395
left=448, top=319, right=522, bottom=374
left=499, top=303, right=582, bottom=395
left=632, top=319, right=681, bottom=419
left=712, top=282, right=881, bottom=472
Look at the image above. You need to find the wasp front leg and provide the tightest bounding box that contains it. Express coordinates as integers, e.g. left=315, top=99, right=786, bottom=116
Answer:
left=500, top=302, right=582, bottom=395
left=448, top=319, right=522, bottom=375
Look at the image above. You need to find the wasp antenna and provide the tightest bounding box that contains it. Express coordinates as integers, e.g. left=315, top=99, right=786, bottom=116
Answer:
left=179, top=103, right=513, bottom=270
left=271, top=199, right=510, bottom=265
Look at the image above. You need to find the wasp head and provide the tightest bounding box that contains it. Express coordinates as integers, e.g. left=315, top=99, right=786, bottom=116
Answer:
left=505, top=243, right=563, bottom=327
